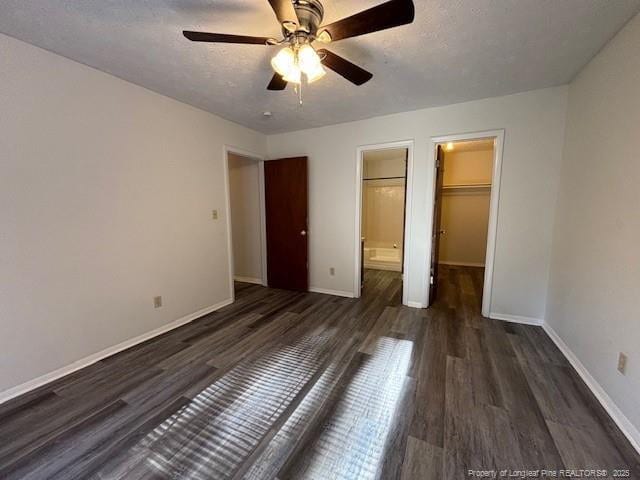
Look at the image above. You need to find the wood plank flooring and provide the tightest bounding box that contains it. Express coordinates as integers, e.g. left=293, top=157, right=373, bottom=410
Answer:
left=0, top=266, right=637, bottom=479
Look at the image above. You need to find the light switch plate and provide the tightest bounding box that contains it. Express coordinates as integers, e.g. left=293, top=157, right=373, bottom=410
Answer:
left=154, top=296, right=162, bottom=308
left=212, top=209, right=218, bottom=220
left=618, top=352, right=628, bottom=374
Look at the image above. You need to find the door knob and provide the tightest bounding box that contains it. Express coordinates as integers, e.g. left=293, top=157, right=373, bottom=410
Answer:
left=301, top=230, right=307, bottom=236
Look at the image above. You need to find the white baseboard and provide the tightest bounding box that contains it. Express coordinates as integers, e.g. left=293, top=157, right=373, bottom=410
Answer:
left=542, top=322, right=640, bottom=454
left=438, top=261, right=485, bottom=267
left=233, top=275, right=263, bottom=285
left=406, top=301, right=426, bottom=309
left=0, top=297, right=234, bottom=406
left=308, top=287, right=355, bottom=298
left=489, top=312, right=543, bottom=325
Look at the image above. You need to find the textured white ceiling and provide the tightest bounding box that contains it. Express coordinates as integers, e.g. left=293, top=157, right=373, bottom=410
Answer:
left=1, top=0, right=638, bottom=134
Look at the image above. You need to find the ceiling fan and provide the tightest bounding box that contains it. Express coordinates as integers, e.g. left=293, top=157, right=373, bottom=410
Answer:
left=183, top=0, right=415, bottom=91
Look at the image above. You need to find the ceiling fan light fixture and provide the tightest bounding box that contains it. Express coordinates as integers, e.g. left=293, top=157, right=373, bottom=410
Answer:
left=271, top=46, right=296, bottom=76
left=183, top=0, right=417, bottom=93
left=271, top=44, right=323, bottom=85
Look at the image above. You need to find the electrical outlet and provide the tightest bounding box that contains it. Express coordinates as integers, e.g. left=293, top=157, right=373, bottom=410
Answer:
left=212, top=209, right=218, bottom=220
left=154, top=296, right=162, bottom=308
left=329, top=267, right=335, bottom=276
left=617, top=352, right=628, bottom=375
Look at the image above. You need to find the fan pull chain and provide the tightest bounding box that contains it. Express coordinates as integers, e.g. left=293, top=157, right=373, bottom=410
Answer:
left=293, top=82, right=303, bottom=106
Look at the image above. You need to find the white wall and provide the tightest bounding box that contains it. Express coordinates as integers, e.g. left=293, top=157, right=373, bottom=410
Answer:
left=267, top=86, right=568, bottom=316
left=0, top=33, right=266, bottom=394
left=228, top=153, right=263, bottom=282
left=439, top=148, right=493, bottom=266
left=545, top=12, right=640, bottom=442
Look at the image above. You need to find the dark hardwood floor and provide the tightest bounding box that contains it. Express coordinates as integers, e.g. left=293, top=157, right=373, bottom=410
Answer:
left=0, top=266, right=637, bottom=479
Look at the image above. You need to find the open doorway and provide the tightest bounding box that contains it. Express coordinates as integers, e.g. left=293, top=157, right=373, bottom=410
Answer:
left=225, top=149, right=267, bottom=299
left=357, top=146, right=409, bottom=305
left=428, top=131, right=504, bottom=316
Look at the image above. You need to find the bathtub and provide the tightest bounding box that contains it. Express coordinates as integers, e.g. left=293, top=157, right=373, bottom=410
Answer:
left=363, top=246, right=402, bottom=272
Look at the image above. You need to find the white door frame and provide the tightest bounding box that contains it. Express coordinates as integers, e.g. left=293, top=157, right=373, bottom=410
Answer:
left=426, top=129, right=505, bottom=316
left=354, top=140, right=414, bottom=306
left=223, top=145, right=268, bottom=302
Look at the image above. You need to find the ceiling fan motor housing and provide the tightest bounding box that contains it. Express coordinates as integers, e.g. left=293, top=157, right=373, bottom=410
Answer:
left=291, top=0, right=324, bottom=36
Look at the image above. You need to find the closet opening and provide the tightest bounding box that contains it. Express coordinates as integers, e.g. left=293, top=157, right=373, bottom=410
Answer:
left=428, top=135, right=502, bottom=316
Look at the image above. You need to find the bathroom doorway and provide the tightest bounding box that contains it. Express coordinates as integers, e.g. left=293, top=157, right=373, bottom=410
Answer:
left=356, top=145, right=409, bottom=305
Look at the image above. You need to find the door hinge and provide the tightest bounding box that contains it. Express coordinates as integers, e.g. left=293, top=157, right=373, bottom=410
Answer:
left=430, top=275, right=434, bottom=285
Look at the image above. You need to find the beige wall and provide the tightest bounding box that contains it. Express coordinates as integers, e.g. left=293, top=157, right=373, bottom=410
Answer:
left=363, top=148, right=407, bottom=179
left=546, top=12, right=640, bottom=442
left=0, top=33, right=266, bottom=395
left=439, top=148, right=493, bottom=266
left=267, top=86, right=568, bottom=315
left=443, top=149, right=493, bottom=185
left=228, top=153, right=263, bottom=282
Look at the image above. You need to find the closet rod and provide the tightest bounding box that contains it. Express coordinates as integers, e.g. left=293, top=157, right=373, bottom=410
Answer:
left=442, top=183, right=491, bottom=190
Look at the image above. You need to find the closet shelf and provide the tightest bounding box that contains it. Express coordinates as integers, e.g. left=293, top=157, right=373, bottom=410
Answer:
left=363, top=176, right=406, bottom=181
left=442, top=183, right=491, bottom=190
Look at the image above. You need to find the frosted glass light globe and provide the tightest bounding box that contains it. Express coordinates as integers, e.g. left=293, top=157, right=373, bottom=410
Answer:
left=298, top=44, right=321, bottom=75
left=271, top=47, right=295, bottom=77
left=306, top=63, right=326, bottom=83
left=283, top=63, right=302, bottom=84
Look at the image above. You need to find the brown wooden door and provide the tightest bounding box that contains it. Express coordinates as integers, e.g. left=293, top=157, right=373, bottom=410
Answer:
left=429, top=146, right=445, bottom=306
left=264, top=157, right=308, bottom=291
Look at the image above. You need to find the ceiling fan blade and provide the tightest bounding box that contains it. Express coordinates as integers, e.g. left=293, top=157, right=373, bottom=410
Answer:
left=267, top=73, right=288, bottom=90
left=183, top=31, right=270, bottom=45
left=319, top=0, right=414, bottom=42
left=267, top=0, right=299, bottom=27
left=318, top=49, right=372, bottom=86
